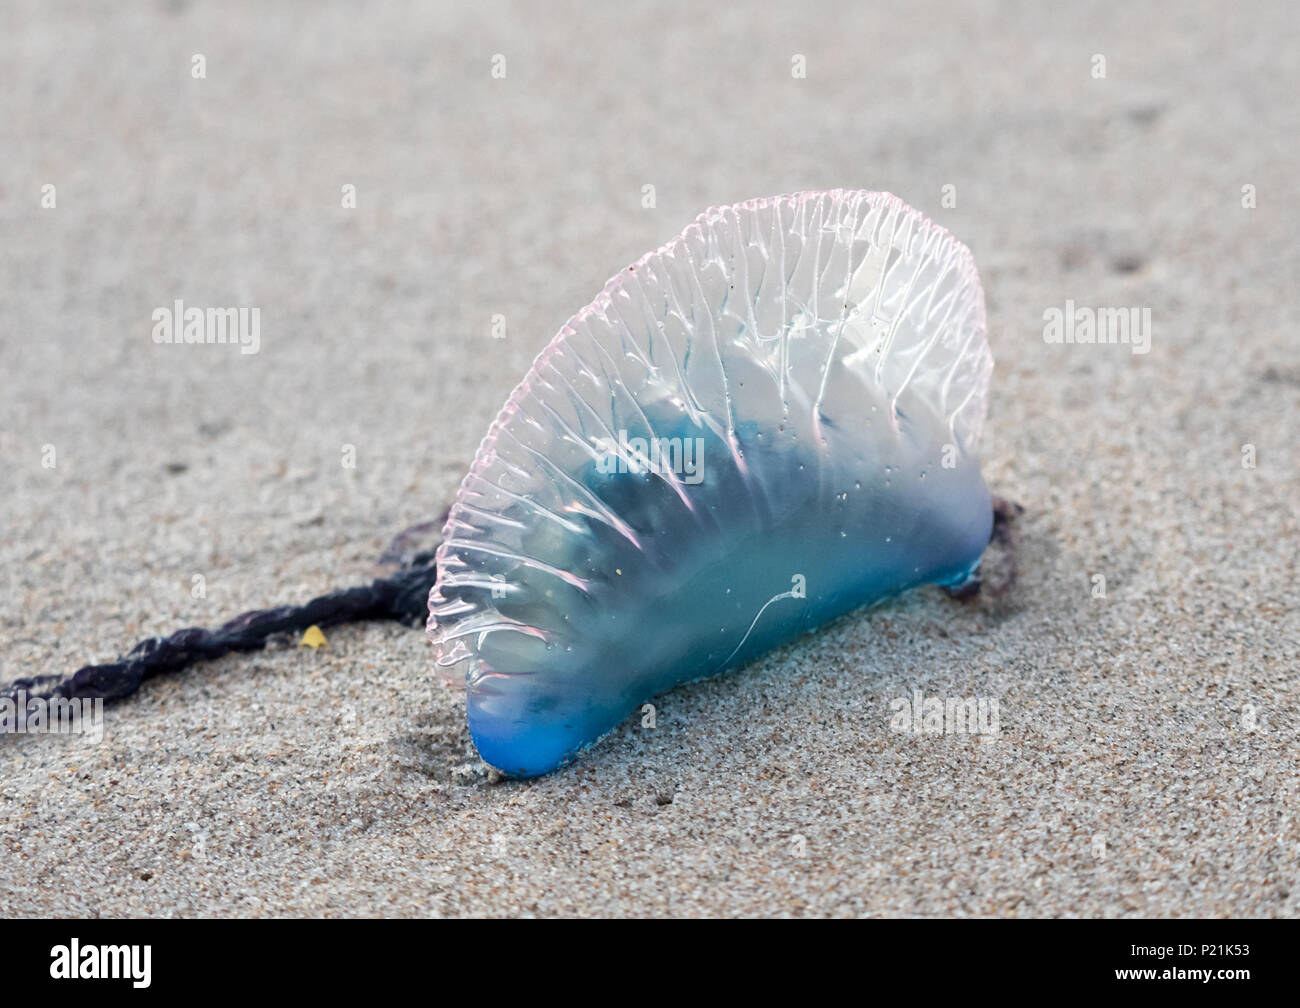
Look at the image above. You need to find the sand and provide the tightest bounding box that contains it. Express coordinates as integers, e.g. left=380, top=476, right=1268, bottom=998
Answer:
left=1, top=0, right=1297, bottom=917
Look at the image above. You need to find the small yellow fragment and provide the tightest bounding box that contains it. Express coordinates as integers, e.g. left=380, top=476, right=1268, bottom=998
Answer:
left=299, top=625, right=328, bottom=649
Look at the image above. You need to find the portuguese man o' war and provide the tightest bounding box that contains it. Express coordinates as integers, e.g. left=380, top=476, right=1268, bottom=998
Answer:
left=428, top=190, right=996, bottom=778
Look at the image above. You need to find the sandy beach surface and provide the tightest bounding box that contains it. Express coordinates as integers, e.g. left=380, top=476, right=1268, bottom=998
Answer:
left=1, top=0, right=1297, bottom=916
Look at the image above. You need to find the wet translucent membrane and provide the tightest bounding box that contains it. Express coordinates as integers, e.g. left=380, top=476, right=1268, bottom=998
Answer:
left=429, top=190, right=994, bottom=777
